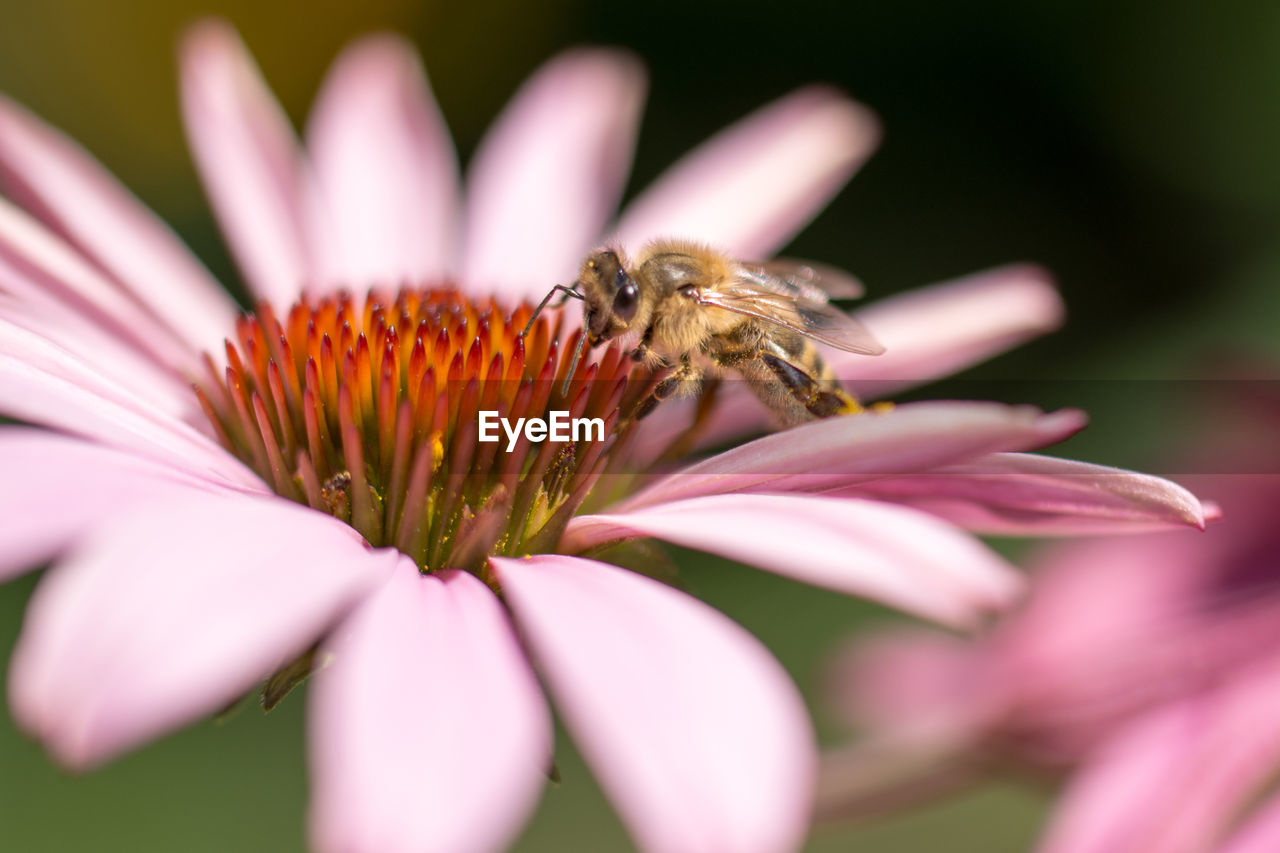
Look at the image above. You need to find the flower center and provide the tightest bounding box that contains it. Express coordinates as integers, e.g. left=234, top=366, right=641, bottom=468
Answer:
left=195, top=289, right=637, bottom=574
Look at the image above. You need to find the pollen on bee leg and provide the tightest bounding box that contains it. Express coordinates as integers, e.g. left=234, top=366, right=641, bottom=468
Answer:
left=837, top=397, right=865, bottom=416
left=193, top=288, right=638, bottom=574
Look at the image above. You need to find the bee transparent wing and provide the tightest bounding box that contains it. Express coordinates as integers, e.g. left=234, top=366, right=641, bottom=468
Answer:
left=739, top=258, right=866, bottom=301
left=696, top=279, right=886, bottom=355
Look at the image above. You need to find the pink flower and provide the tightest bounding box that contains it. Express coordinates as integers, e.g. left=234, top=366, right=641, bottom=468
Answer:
left=822, top=465, right=1280, bottom=850
left=0, top=20, right=1208, bottom=853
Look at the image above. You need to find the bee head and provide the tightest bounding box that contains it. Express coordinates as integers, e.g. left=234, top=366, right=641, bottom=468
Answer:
left=577, top=249, right=640, bottom=345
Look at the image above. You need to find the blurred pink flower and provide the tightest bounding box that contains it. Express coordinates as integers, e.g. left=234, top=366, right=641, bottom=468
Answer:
left=823, top=467, right=1280, bottom=852
left=0, top=19, right=1209, bottom=853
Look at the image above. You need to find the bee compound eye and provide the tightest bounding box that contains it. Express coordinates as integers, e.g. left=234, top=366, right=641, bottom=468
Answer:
left=612, top=279, right=639, bottom=322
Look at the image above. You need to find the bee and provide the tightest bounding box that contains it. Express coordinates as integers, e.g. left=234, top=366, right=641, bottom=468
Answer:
left=528, top=239, right=884, bottom=425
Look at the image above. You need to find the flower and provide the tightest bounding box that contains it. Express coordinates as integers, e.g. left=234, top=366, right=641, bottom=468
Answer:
left=0, top=19, right=1208, bottom=853
left=818, top=405, right=1280, bottom=852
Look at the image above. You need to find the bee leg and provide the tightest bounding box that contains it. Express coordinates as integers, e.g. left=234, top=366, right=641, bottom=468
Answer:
left=759, top=352, right=861, bottom=419
left=711, top=347, right=755, bottom=369
left=631, top=354, right=700, bottom=421
left=629, top=326, right=657, bottom=363
left=655, top=376, right=723, bottom=463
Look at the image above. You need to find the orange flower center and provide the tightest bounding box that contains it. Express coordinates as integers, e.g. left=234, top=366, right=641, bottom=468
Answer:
left=195, top=289, right=640, bottom=574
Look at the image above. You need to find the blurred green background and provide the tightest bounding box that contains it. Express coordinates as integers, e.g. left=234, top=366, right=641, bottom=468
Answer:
left=2, top=0, right=1279, bottom=849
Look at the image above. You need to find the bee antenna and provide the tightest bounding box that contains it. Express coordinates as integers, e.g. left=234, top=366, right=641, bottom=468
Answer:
left=561, top=328, right=588, bottom=398
left=521, top=284, right=583, bottom=338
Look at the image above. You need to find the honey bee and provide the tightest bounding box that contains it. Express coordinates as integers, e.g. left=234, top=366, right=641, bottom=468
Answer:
left=529, top=239, right=884, bottom=425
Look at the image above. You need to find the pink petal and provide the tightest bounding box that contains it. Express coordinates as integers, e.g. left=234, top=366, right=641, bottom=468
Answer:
left=565, top=494, right=1021, bottom=627
left=309, top=563, right=550, bottom=853
left=827, top=628, right=995, bottom=750
left=620, top=401, right=1087, bottom=511
left=968, top=533, right=1272, bottom=765
left=461, top=50, right=645, bottom=300
left=0, top=294, right=196, bottom=417
left=815, top=630, right=997, bottom=822
left=845, top=452, right=1208, bottom=534
left=492, top=554, right=814, bottom=853
left=0, top=198, right=198, bottom=372
left=842, top=264, right=1065, bottom=397
left=613, top=87, right=879, bottom=259
left=0, top=317, right=263, bottom=489
left=305, top=35, right=460, bottom=287
left=8, top=492, right=394, bottom=769
left=1039, top=717, right=1189, bottom=853
left=814, top=739, right=984, bottom=824
left=180, top=21, right=333, bottom=305
left=1038, top=658, right=1280, bottom=853
left=0, top=94, right=238, bottom=354
left=0, top=428, right=235, bottom=579
left=1222, top=793, right=1280, bottom=853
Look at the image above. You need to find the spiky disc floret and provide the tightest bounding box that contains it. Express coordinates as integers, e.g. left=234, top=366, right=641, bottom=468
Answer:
left=195, top=289, right=636, bottom=575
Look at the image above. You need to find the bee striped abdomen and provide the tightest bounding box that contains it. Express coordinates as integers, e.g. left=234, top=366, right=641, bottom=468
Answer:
left=700, top=326, right=859, bottom=425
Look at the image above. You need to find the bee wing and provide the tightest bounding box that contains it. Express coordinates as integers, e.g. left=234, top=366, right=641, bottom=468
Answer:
left=739, top=258, right=866, bottom=301
left=696, top=279, right=886, bottom=355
